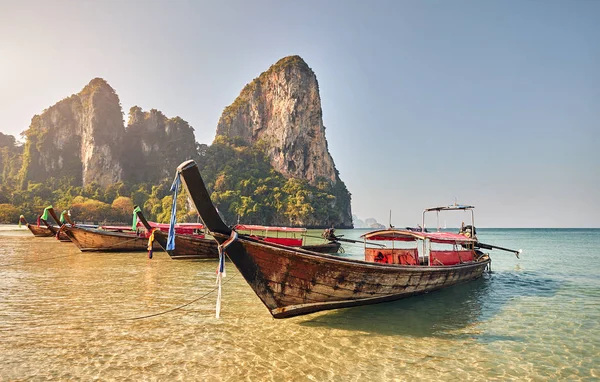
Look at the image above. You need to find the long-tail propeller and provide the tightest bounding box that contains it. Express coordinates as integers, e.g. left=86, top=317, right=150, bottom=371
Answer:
left=476, top=242, right=522, bottom=258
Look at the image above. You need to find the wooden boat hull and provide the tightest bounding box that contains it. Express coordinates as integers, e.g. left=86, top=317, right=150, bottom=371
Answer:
left=153, top=230, right=219, bottom=260
left=64, top=226, right=159, bottom=252
left=175, top=159, right=491, bottom=318
left=300, top=241, right=341, bottom=254
left=215, top=233, right=490, bottom=318
left=26, top=224, right=54, bottom=237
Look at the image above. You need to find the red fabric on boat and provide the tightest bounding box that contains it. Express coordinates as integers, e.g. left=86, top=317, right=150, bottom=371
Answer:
left=262, top=237, right=304, bottom=246
left=430, top=250, right=475, bottom=266
left=421, top=232, right=476, bottom=243
left=362, top=229, right=475, bottom=243
left=365, top=248, right=419, bottom=265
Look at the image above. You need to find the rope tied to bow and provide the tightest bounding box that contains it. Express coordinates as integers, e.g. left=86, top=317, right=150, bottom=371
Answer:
left=216, top=230, right=238, bottom=318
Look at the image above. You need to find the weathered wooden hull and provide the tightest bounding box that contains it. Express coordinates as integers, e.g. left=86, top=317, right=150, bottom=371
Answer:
left=64, top=226, right=159, bottom=252
left=300, top=241, right=341, bottom=254
left=153, top=230, right=219, bottom=260
left=46, top=225, right=71, bottom=242
left=26, top=224, right=54, bottom=237
left=215, top=232, right=490, bottom=318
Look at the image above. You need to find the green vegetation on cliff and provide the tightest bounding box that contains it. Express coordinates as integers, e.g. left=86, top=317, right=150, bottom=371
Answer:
left=0, top=132, right=351, bottom=228
left=0, top=133, right=22, bottom=202
left=197, top=136, right=351, bottom=228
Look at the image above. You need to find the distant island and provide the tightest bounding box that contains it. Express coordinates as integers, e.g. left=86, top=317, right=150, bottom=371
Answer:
left=353, top=215, right=386, bottom=229
left=0, top=56, right=353, bottom=228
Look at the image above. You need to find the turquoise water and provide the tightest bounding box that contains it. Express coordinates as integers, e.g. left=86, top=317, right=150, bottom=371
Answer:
left=1, top=227, right=598, bottom=380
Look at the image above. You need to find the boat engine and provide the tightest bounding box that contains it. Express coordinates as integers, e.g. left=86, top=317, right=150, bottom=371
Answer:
left=459, top=223, right=477, bottom=239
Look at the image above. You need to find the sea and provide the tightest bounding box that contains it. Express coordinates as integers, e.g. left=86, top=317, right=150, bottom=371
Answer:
left=0, top=226, right=598, bottom=381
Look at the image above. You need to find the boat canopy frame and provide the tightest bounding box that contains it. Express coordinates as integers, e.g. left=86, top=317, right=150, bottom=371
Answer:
left=422, top=204, right=475, bottom=233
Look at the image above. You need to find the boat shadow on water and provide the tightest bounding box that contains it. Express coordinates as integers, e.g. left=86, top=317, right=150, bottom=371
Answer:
left=298, top=270, right=562, bottom=339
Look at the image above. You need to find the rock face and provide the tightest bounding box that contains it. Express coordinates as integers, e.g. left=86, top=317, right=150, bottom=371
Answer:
left=20, top=78, right=124, bottom=187
left=216, top=56, right=337, bottom=185
left=122, top=107, right=198, bottom=184
left=19, top=79, right=199, bottom=189
left=215, top=56, right=352, bottom=227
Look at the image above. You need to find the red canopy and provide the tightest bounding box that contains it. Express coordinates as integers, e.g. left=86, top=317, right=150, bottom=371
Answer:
left=361, top=229, right=476, bottom=244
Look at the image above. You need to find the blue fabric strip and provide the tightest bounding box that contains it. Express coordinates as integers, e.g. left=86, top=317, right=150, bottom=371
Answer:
left=166, top=173, right=181, bottom=251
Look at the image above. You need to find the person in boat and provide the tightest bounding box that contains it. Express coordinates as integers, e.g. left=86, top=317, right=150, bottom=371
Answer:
left=459, top=222, right=477, bottom=240
left=322, top=226, right=337, bottom=241
left=459, top=221, right=484, bottom=257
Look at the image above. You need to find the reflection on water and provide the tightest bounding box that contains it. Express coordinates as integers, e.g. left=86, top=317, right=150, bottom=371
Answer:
left=302, top=278, right=490, bottom=337
left=0, top=228, right=599, bottom=380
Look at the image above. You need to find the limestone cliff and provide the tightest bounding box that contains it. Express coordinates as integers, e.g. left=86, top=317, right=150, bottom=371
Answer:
left=122, top=107, right=198, bottom=184
left=215, top=56, right=352, bottom=227
left=18, top=79, right=199, bottom=189
left=20, top=78, right=124, bottom=187
left=216, top=56, right=337, bottom=185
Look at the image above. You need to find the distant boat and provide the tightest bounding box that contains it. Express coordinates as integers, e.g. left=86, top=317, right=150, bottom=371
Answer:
left=42, top=207, right=71, bottom=242
left=235, top=224, right=341, bottom=254
left=64, top=218, right=209, bottom=255
left=64, top=225, right=156, bottom=252
left=174, top=159, right=497, bottom=319
left=19, top=206, right=70, bottom=241
left=19, top=215, right=53, bottom=237
left=134, top=208, right=218, bottom=260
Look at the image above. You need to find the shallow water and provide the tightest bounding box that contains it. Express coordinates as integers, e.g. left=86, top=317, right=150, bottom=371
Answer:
left=0, top=227, right=598, bottom=380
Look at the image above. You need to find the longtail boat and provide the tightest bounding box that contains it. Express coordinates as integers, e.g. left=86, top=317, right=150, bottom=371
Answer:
left=64, top=215, right=208, bottom=253
left=134, top=208, right=219, bottom=260
left=41, top=207, right=71, bottom=242
left=174, top=159, right=503, bottom=319
left=64, top=225, right=157, bottom=252
left=234, top=224, right=341, bottom=254
left=19, top=215, right=53, bottom=237
left=63, top=208, right=159, bottom=252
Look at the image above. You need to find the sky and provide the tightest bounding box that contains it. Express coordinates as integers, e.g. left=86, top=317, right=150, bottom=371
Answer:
left=1, top=0, right=598, bottom=228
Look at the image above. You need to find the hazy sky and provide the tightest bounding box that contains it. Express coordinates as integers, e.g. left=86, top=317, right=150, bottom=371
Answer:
left=1, top=0, right=598, bottom=227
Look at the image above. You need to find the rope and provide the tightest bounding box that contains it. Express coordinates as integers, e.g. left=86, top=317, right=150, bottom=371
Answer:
left=0, top=272, right=239, bottom=330
left=122, top=272, right=238, bottom=321
left=216, top=230, right=238, bottom=318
